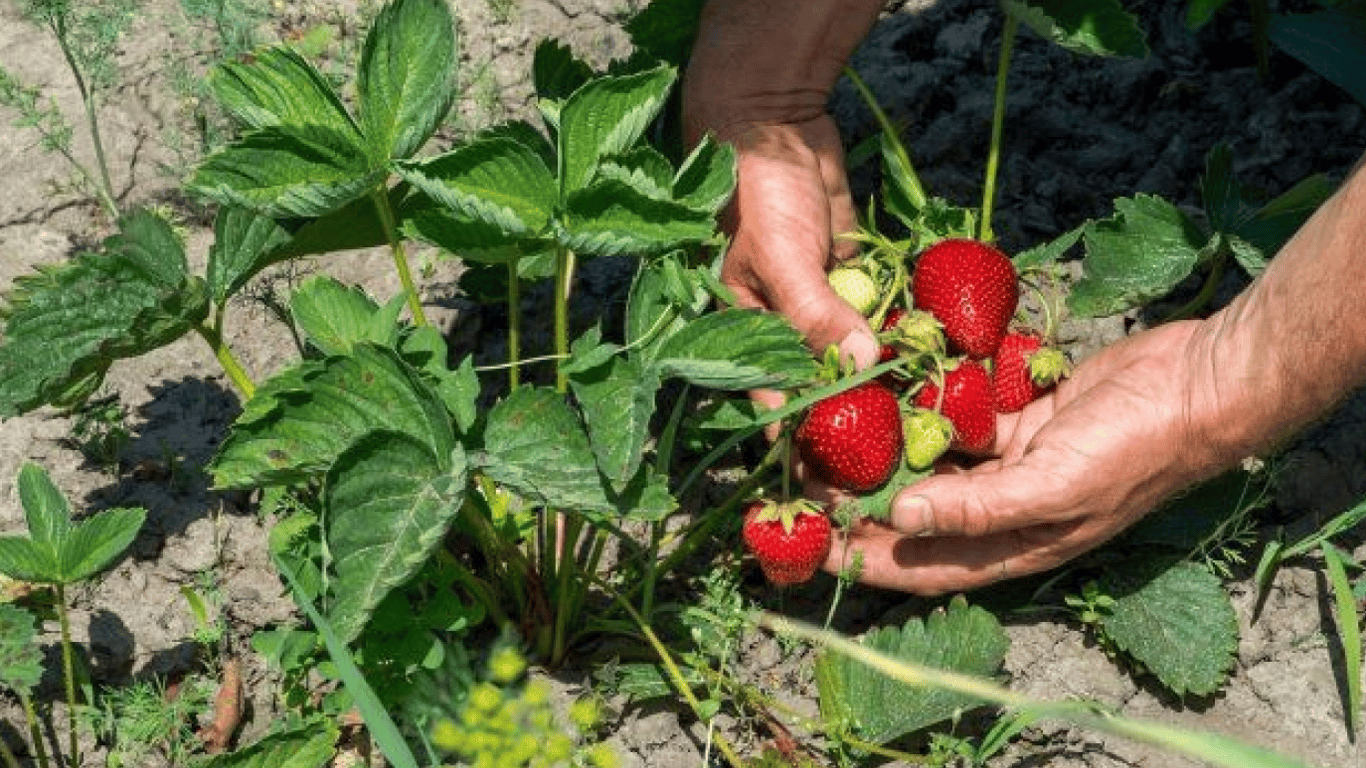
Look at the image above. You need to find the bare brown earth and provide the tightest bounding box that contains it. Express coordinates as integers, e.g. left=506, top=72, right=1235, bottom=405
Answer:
left=1, top=1, right=1364, bottom=767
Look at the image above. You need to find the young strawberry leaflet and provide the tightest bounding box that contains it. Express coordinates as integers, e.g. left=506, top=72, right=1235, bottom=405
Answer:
left=289, top=275, right=406, bottom=356
left=999, top=0, right=1149, bottom=59
left=204, top=205, right=292, bottom=306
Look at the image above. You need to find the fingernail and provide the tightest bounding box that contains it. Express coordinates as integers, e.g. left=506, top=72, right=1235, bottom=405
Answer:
left=895, top=495, right=935, bottom=536
left=839, top=328, right=879, bottom=370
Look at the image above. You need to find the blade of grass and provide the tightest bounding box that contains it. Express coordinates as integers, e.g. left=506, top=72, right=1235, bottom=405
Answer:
left=275, top=555, right=420, bottom=768
left=1321, top=542, right=1362, bottom=739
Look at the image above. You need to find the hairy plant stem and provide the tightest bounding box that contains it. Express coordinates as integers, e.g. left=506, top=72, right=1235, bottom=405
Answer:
left=47, top=16, right=119, bottom=221
left=196, top=320, right=256, bottom=400
left=55, top=584, right=79, bottom=768
left=553, top=247, right=576, bottom=393
left=371, top=187, right=428, bottom=327
left=844, top=65, right=928, bottom=210
left=0, top=734, right=19, bottom=768
left=980, top=12, right=1019, bottom=244
left=18, top=691, right=49, bottom=768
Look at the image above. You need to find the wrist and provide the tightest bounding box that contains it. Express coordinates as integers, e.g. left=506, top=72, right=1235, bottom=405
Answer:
left=683, top=0, right=884, bottom=142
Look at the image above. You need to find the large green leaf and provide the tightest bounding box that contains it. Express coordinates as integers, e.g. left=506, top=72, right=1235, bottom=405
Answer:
left=195, top=721, right=339, bottom=768
left=191, top=124, right=379, bottom=219
left=558, top=65, right=676, bottom=194
left=271, top=182, right=412, bottom=261
left=208, top=45, right=360, bottom=136
left=1001, top=0, right=1149, bottom=58
left=395, top=135, right=558, bottom=237
left=568, top=347, right=660, bottom=490
left=624, top=0, right=705, bottom=67
left=289, top=276, right=402, bottom=356
left=0, top=464, right=145, bottom=586
left=357, top=0, right=457, bottom=162
left=210, top=344, right=454, bottom=488
left=205, top=206, right=292, bottom=304
left=104, top=208, right=190, bottom=287
left=324, top=432, right=467, bottom=645
left=532, top=38, right=594, bottom=104
left=1068, top=194, right=1211, bottom=317
left=477, top=386, right=614, bottom=516
left=654, top=308, right=818, bottom=390
left=1100, top=559, right=1239, bottom=697
left=557, top=179, right=718, bottom=256
left=672, top=134, right=737, bottom=214
left=1270, top=4, right=1366, bottom=108
left=815, top=596, right=1010, bottom=745
left=0, top=230, right=209, bottom=417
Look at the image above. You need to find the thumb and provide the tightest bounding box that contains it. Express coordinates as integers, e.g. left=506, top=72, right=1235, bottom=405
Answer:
left=769, top=271, right=880, bottom=370
left=888, top=455, right=1079, bottom=538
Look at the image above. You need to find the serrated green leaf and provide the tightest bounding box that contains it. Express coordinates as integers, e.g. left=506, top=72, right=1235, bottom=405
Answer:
left=533, top=38, right=594, bottom=103
left=1226, top=235, right=1268, bottom=278
left=846, top=463, right=933, bottom=523
left=603, top=661, right=704, bottom=701
left=0, top=464, right=144, bottom=585
left=191, top=124, right=379, bottom=219
left=357, top=0, right=456, bottom=162
left=210, top=344, right=454, bottom=488
left=325, top=432, right=467, bottom=645
left=18, top=461, right=68, bottom=546
left=401, top=197, right=538, bottom=264
left=289, top=276, right=400, bottom=356
left=206, top=206, right=293, bottom=304
left=1270, top=6, right=1366, bottom=108
left=272, top=183, right=411, bottom=262
left=672, top=134, right=736, bottom=214
left=0, top=245, right=209, bottom=417
left=1200, top=143, right=1246, bottom=235
left=815, top=596, right=1009, bottom=744
left=624, top=0, right=705, bottom=67
left=625, top=253, right=710, bottom=356
left=0, top=539, right=51, bottom=585
left=1013, top=222, right=1085, bottom=271
left=1124, top=470, right=1268, bottom=552
left=557, top=178, right=718, bottom=256
left=105, top=209, right=189, bottom=287
left=0, top=604, right=43, bottom=694
left=208, top=46, right=360, bottom=136
left=1001, top=0, right=1149, bottom=58
left=1238, top=173, right=1335, bottom=257
left=395, top=136, right=558, bottom=236
left=1100, top=560, right=1238, bottom=697
left=478, top=386, right=614, bottom=517
left=1068, top=194, right=1209, bottom=317
left=594, top=147, right=675, bottom=200
left=655, top=308, right=817, bottom=390
left=57, top=507, right=146, bottom=584
left=559, top=66, right=676, bottom=194
left=569, top=353, right=660, bottom=490
left=195, top=721, right=340, bottom=768
left=397, top=329, right=479, bottom=433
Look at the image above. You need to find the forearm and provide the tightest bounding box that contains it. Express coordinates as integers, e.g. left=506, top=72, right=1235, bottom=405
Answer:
left=1188, top=155, right=1366, bottom=467
left=683, top=0, right=885, bottom=140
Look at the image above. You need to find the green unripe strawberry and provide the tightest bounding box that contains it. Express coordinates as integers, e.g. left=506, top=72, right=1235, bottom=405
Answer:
left=902, top=408, right=954, bottom=470
left=828, top=266, right=880, bottom=316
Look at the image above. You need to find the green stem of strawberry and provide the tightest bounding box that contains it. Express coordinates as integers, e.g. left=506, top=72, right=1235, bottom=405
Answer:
left=553, top=246, right=576, bottom=393
left=980, top=12, right=1020, bottom=244
left=843, top=65, right=928, bottom=210
left=1163, top=247, right=1227, bottom=322
left=370, top=186, right=428, bottom=328
left=195, top=320, right=256, bottom=400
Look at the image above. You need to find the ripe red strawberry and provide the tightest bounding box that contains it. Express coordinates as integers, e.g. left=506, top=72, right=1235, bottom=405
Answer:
left=992, top=331, right=1071, bottom=413
left=913, top=360, right=996, bottom=453
left=795, top=381, right=904, bottom=492
left=742, top=499, right=832, bottom=586
left=912, top=238, right=1019, bottom=359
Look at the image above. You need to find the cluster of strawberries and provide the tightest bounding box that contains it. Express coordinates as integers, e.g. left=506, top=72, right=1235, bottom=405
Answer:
left=743, top=238, right=1070, bottom=586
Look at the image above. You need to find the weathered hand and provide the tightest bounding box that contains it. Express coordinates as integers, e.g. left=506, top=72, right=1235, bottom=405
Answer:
left=823, top=320, right=1235, bottom=594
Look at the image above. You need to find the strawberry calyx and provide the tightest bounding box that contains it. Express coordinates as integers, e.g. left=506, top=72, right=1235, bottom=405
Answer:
left=747, top=498, right=825, bottom=534
left=1026, top=345, right=1071, bottom=386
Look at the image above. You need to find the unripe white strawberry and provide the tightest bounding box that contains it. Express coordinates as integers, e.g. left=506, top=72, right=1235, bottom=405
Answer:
left=828, top=267, right=880, bottom=316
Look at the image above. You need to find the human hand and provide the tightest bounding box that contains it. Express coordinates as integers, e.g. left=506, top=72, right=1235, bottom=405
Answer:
left=822, top=319, right=1239, bottom=594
